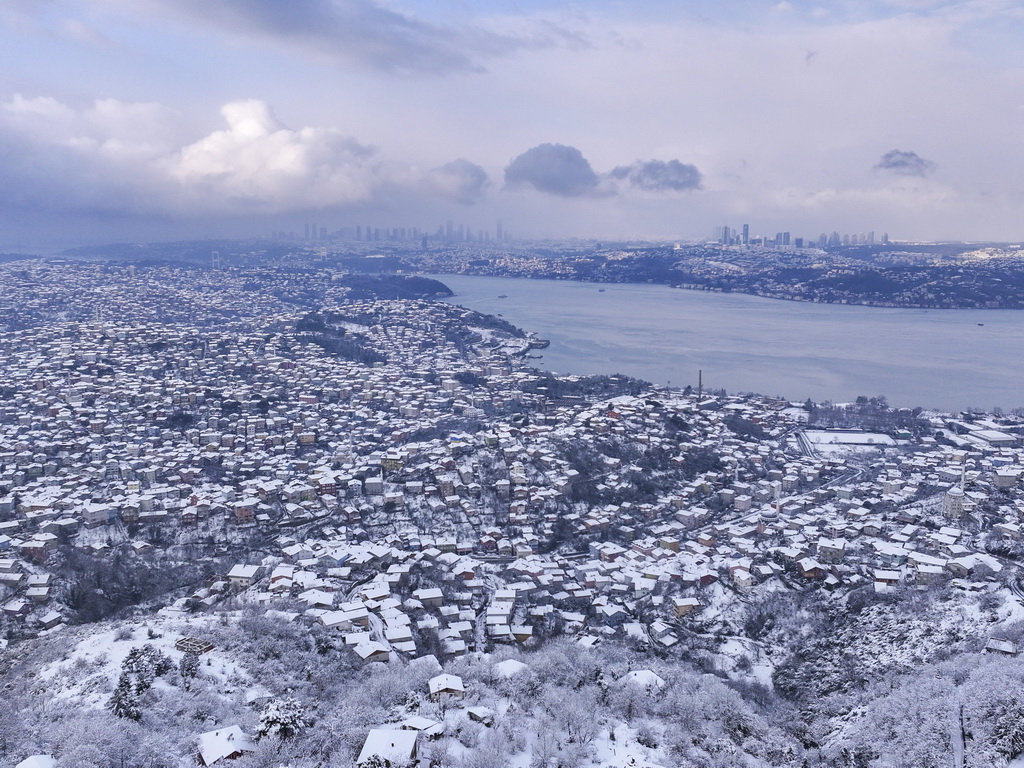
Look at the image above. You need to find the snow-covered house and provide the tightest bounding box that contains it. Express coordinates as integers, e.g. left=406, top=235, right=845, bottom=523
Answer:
left=197, top=725, right=256, bottom=766
left=428, top=673, right=465, bottom=703
left=226, top=564, right=261, bottom=589
left=493, top=659, right=527, bottom=678
left=671, top=596, right=701, bottom=617
left=354, top=641, right=390, bottom=664
left=15, top=756, right=55, bottom=768
left=619, top=669, right=666, bottom=693
left=413, top=587, right=443, bottom=607
left=356, top=729, right=419, bottom=766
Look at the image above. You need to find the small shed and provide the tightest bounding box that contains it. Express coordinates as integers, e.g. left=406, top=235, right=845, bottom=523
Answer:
left=467, top=706, right=495, bottom=726
left=400, top=715, right=444, bottom=739
left=986, top=637, right=1019, bottom=656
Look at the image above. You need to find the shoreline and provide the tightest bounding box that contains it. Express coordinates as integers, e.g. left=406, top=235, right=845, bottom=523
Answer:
left=418, top=268, right=1024, bottom=312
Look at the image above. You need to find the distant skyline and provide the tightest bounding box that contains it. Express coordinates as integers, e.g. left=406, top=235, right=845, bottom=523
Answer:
left=1, top=1, right=1023, bottom=250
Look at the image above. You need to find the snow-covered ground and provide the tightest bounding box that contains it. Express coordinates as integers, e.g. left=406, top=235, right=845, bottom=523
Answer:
left=32, top=614, right=252, bottom=710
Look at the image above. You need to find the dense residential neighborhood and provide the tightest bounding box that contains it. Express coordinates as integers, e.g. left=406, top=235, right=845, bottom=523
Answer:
left=3, top=260, right=1024, bottom=767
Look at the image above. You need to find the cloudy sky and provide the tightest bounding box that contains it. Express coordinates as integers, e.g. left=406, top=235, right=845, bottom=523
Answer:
left=1, top=0, right=1023, bottom=249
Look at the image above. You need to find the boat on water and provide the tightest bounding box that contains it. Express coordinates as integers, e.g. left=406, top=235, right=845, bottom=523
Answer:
left=598, top=288, right=606, bottom=292
left=497, top=294, right=508, bottom=299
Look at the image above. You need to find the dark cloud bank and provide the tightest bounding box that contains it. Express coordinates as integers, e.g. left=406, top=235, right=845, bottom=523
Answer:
left=610, top=159, right=702, bottom=191
left=504, top=143, right=702, bottom=197
left=875, top=149, right=935, bottom=177
left=158, top=0, right=570, bottom=75
left=504, top=143, right=601, bottom=197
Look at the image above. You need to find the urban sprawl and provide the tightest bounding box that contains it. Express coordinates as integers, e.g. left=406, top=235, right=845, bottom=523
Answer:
left=1, top=259, right=1024, bottom=765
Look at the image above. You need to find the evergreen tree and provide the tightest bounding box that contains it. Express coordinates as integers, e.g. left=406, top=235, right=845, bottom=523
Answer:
left=179, top=650, right=200, bottom=690
left=122, top=644, right=173, bottom=693
left=107, top=671, right=142, bottom=721
left=256, top=697, right=311, bottom=741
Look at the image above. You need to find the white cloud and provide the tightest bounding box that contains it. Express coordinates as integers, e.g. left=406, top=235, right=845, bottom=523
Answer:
left=0, top=96, right=491, bottom=221
left=3, top=94, right=183, bottom=152
left=422, top=159, right=490, bottom=205
left=168, top=100, right=381, bottom=212
left=2, top=1, right=1024, bottom=241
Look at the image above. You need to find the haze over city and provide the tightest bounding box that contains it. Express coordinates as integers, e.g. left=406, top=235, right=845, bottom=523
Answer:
left=2, top=0, right=1024, bottom=249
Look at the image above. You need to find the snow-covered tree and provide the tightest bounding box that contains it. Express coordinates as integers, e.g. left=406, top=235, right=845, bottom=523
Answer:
left=850, top=674, right=956, bottom=767
left=256, top=696, right=311, bottom=741
left=107, top=672, right=142, bottom=721
left=122, top=644, right=173, bottom=693
left=361, top=755, right=417, bottom=768
left=178, top=650, right=200, bottom=690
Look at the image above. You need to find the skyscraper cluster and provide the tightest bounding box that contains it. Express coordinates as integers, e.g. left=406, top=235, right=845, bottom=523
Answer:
left=342, top=225, right=423, bottom=242
left=815, top=231, right=889, bottom=247
left=432, top=219, right=511, bottom=244
left=714, top=225, right=889, bottom=249
left=267, top=219, right=511, bottom=245
left=270, top=222, right=333, bottom=241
